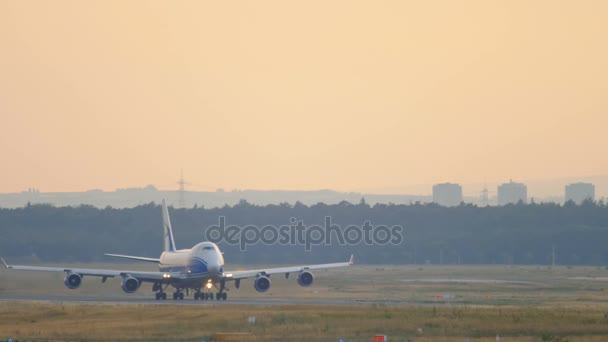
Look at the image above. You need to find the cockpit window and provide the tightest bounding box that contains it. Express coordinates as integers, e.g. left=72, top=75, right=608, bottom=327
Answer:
left=202, top=246, right=214, bottom=251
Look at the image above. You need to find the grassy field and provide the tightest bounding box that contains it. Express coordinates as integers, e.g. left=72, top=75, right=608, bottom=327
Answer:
left=2, top=302, right=608, bottom=341
left=3, top=264, right=608, bottom=341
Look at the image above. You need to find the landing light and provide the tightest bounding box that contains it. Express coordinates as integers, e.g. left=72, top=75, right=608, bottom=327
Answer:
left=163, top=274, right=171, bottom=279
left=206, top=281, right=213, bottom=289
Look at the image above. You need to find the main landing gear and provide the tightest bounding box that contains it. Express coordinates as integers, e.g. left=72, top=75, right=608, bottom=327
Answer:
left=215, top=279, right=228, bottom=301
left=153, top=288, right=184, bottom=300
left=152, top=281, right=229, bottom=301
left=193, top=280, right=228, bottom=301
left=193, top=291, right=227, bottom=300
left=154, top=290, right=185, bottom=300
left=153, top=282, right=168, bottom=300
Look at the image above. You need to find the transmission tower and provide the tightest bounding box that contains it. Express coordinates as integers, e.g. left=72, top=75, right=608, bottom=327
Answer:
left=481, top=185, right=489, bottom=206
left=177, top=169, right=190, bottom=208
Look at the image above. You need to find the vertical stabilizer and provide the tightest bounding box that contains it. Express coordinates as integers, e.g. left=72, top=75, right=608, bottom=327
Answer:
left=162, top=199, right=177, bottom=252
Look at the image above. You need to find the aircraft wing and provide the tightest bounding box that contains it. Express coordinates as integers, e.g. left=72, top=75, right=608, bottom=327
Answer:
left=1, top=258, right=181, bottom=282
left=104, top=253, right=161, bottom=263
left=224, top=254, right=353, bottom=280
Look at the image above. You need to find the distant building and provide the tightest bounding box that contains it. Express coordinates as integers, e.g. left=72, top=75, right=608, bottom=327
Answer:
left=497, top=181, right=527, bottom=205
left=432, top=183, right=463, bottom=207
left=565, top=182, right=595, bottom=204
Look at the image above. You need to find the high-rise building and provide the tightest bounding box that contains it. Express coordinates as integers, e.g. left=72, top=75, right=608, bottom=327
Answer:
left=497, top=181, right=527, bottom=205
left=565, top=182, right=595, bottom=204
left=432, top=183, right=463, bottom=207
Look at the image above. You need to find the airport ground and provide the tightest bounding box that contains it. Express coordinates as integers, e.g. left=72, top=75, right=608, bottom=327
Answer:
left=2, top=264, right=608, bottom=341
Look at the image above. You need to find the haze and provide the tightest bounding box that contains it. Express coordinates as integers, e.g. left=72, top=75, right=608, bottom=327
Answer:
left=1, top=1, right=607, bottom=193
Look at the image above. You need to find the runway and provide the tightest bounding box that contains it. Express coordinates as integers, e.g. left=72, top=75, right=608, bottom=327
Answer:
left=0, top=293, right=401, bottom=306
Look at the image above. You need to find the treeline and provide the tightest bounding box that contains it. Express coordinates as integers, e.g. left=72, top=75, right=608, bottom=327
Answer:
left=1, top=199, right=608, bottom=265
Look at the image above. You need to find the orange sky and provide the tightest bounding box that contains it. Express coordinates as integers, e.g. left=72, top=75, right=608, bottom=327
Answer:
left=1, top=1, right=607, bottom=194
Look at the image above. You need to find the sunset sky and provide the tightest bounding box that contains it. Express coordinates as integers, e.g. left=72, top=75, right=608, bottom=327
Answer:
left=1, top=1, right=607, bottom=194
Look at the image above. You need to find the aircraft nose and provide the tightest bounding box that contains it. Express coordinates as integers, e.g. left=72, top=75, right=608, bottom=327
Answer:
left=208, top=262, right=221, bottom=275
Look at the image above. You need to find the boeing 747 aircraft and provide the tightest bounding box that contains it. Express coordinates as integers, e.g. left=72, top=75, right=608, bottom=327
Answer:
left=1, top=200, right=353, bottom=301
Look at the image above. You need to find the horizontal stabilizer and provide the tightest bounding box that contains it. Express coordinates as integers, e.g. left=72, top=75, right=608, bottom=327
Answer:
left=104, top=253, right=160, bottom=263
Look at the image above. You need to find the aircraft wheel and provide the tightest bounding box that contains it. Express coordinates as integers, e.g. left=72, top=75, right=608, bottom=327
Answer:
left=161, top=292, right=167, bottom=300
left=178, top=292, right=184, bottom=300
left=155, top=293, right=160, bottom=300
left=209, top=293, right=214, bottom=300
left=222, top=293, right=227, bottom=300
left=194, top=292, right=200, bottom=300
left=216, top=292, right=221, bottom=300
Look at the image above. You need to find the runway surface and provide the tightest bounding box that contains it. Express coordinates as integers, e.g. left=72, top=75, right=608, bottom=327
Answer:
left=0, top=293, right=405, bottom=306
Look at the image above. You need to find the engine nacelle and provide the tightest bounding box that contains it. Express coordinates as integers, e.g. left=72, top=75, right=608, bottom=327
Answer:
left=64, top=272, right=82, bottom=289
left=297, top=271, right=314, bottom=287
left=121, top=276, right=141, bottom=293
left=254, top=275, right=271, bottom=292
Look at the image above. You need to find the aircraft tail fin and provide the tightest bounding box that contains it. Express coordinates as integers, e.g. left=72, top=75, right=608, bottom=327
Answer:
left=162, top=199, right=177, bottom=252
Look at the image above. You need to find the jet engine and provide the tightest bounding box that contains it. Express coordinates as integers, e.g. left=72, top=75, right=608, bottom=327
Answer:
left=254, top=275, right=271, bottom=292
left=64, top=272, right=82, bottom=289
left=121, top=275, right=141, bottom=293
left=297, top=271, right=314, bottom=287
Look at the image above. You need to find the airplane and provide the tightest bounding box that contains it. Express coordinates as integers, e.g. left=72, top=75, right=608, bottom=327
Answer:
left=1, top=200, right=353, bottom=301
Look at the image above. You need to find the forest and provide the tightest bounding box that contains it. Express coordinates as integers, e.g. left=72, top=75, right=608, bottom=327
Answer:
left=1, top=199, right=608, bottom=265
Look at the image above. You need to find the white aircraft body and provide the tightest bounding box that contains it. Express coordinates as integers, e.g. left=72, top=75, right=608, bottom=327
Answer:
left=1, top=200, right=353, bottom=301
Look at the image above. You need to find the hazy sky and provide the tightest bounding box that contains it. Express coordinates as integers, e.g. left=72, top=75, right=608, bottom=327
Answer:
left=1, top=1, right=607, bottom=193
